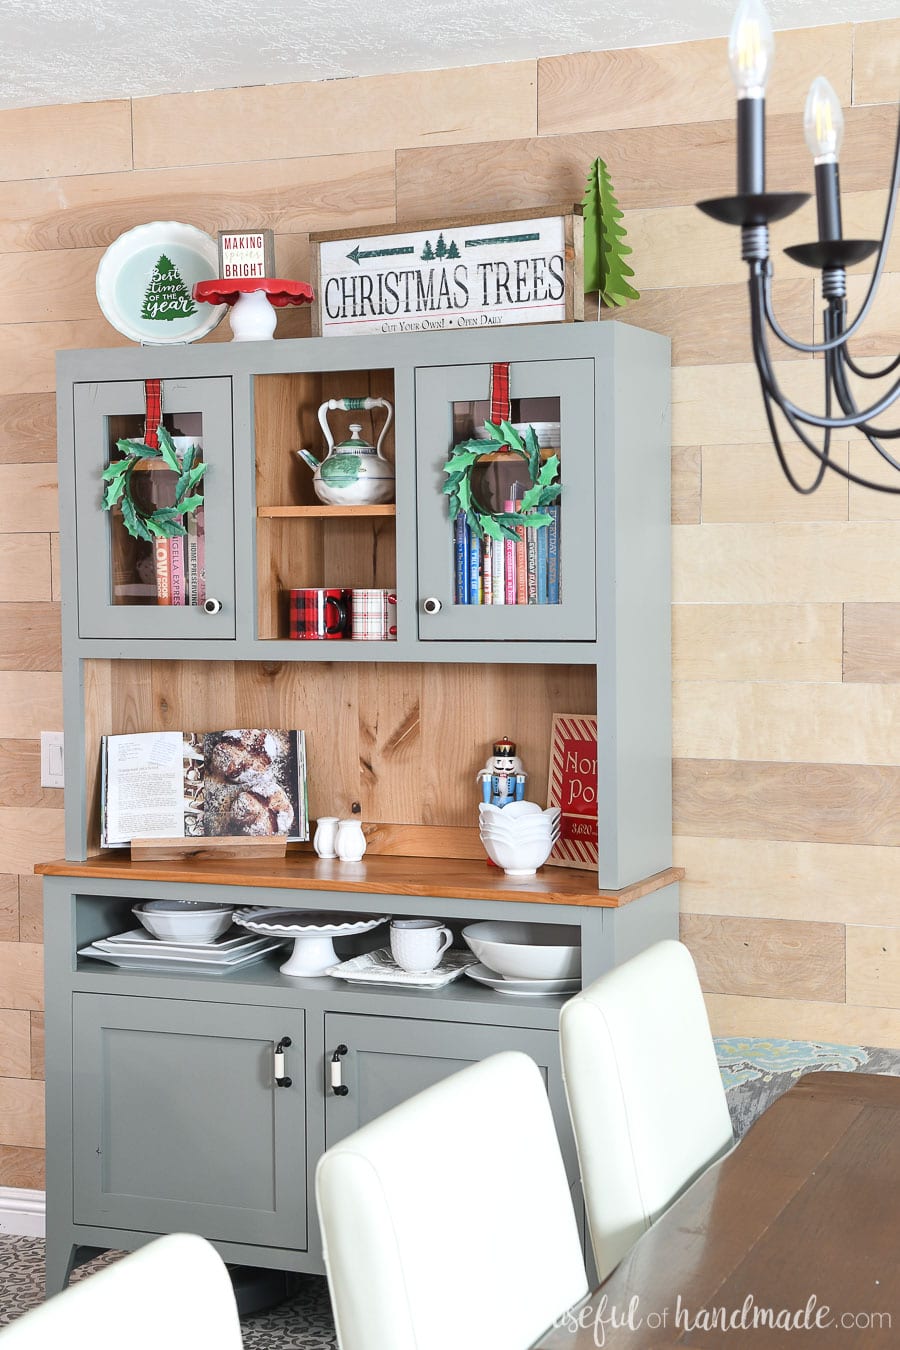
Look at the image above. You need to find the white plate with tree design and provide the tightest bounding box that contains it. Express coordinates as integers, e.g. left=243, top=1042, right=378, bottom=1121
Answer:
left=95, top=220, right=227, bottom=344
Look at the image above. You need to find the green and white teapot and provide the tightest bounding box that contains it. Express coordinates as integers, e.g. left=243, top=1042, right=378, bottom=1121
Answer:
left=295, top=397, right=394, bottom=506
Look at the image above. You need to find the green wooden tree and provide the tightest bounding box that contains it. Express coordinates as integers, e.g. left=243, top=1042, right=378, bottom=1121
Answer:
left=582, top=158, right=639, bottom=310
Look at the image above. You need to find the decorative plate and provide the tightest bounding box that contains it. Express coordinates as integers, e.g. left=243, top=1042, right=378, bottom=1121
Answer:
left=464, top=962, right=580, bottom=996
left=96, top=221, right=227, bottom=344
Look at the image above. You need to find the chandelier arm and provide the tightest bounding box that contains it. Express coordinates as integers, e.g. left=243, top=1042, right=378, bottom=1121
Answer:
left=751, top=272, right=900, bottom=491
left=828, top=302, right=900, bottom=447
left=840, top=349, right=900, bottom=381
left=757, top=102, right=900, bottom=356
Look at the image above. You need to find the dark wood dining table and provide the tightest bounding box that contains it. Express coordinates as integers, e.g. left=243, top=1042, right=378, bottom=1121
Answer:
left=535, top=1071, right=900, bottom=1348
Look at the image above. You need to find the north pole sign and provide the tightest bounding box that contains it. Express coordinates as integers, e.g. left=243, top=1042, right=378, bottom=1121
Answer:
left=309, top=208, right=583, bottom=337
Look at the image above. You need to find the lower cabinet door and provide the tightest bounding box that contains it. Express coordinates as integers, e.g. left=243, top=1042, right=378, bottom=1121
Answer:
left=323, top=1013, right=572, bottom=1169
left=72, top=994, right=307, bottom=1249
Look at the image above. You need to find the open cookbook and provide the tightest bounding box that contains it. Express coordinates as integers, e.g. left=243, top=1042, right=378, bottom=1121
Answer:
left=100, top=728, right=308, bottom=847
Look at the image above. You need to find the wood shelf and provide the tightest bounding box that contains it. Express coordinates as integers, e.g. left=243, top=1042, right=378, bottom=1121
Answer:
left=36, top=853, right=683, bottom=910
left=257, top=504, right=397, bottom=518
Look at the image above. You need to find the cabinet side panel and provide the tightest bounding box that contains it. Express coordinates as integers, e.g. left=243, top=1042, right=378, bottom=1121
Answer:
left=598, top=325, right=672, bottom=888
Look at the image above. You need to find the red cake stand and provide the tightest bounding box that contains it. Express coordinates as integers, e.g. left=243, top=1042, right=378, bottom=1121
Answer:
left=193, top=278, right=315, bottom=341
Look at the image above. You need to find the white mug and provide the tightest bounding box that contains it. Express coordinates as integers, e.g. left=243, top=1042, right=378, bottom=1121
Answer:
left=313, top=816, right=339, bottom=859
left=335, top=818, right=367, bottom=862
left=390, top=918, right=453, bottom=973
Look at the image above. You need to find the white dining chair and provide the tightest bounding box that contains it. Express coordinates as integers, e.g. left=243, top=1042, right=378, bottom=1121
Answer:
left=559, top=939, right=734, bottom=1281
left=315, top=1050, right=588, bottom=1350
left=0, top=1232, right=242, bottom=1349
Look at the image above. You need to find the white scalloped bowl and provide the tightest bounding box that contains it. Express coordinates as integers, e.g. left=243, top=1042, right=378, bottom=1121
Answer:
left=462, top=921, right=581, bottom=979
left=133, top=901, right=234, bottom=944
left=479, top=800, right=544, bottom=821
left=478, top=830, right=557, bottom=877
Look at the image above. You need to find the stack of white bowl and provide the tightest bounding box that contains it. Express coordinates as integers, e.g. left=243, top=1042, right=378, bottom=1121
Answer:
left=478, top=800, right=561, bottom=876
left=462, top=920, right=581, bottom=985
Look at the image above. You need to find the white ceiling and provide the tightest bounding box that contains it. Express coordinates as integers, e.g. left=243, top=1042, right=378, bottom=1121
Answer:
left=0, top=0, right=896, bottom=112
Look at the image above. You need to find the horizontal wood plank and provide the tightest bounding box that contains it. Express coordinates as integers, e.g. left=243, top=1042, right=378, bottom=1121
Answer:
left=843, top=603, right=900, bottom=682
left=133, top=63, right=538, bottom=170
left=0, top=602, right=60, bottom=671
left=538, top=26, right=852, bottom=135
left=0, top=393, right=56, bottom=464
left=0, top=809, right=65, bottom=875
left=701, top=442, right=849, bottom=523
left=0, top=152, right=397, bottom=255
left=0, top=941, right=43, bottom=1011
left=30, top=1012, right=43, bottom=1081
left=0, top=875, right=17, bottom=942
left=0, top=535, right=52, bottom=603
left=17, top=876, right=42, bottom=944
left=0, top=1143, right=45, bottom=1189
left=672, top=603, right=843, bottom=682
left=674, top=523, right=900, bottom=603
left=852, top=18, right=900, bottom=106
left=0, top=1077, right=44, bottom=1149
left=0, top=1010, right=30, bottom=1078
left=0, top=465, right=58, bottom=534
left=674, top=758, right=900, bottom=846
left=671, top=446, right=700, bottom=525
left=0, top=674, right=62, bottom=740
left=0, top=319, right=129, bottom=397
left=0, top=101, right=132, bottom=181
left=705, top=991, right=900, bottom=1050
left=675, top=835, right=900, bottom=926
left=395, top=105, right=898, bottom=220
left=674, top=679, right=900, bottom=764
left=847, top=925, right=900, bottom=1009
left=682, top=912, right=845, bottom=1002
left=0, top=741, right=63, bottom=808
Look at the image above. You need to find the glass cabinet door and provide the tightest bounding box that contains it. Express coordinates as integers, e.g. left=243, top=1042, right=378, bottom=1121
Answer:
left=72, top=377, right=235, bottom=639
left=415, top=359, right=596, bottom=641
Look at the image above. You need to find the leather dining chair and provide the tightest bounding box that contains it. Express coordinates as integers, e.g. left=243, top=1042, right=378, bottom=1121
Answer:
left=315, top=1050, right=588, bottom=1350
left=0, top=1232, right=242, bottom=1349
left=559, top=939, right=734, bottom=1281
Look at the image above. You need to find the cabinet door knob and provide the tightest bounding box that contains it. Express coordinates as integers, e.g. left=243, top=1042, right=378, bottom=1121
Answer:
left=422, top=597, right=442, bottom=615
left=274, top=1035, right=292, bottom=1088
left=203, top=598, right=223, bottom=615
left=330, top=1043, right=349, bottom=1096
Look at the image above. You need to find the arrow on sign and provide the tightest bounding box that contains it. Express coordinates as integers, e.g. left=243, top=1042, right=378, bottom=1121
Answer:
left=347, top=244, right=416, bottom=265
left=464, top=232, right=541, bottom=247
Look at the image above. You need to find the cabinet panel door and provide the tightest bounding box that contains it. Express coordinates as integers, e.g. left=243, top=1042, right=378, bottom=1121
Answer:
left=415, top=359, right=596, bottom=641
left=323, top=1013, right=575, bottom=1177
left=73, top=995, right=306, bottom=1249
left=72, top=378, right=235, bottom=639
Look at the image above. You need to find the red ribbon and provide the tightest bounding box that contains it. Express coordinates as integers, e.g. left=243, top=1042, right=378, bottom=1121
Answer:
left=144, top=378, right=162, bottom=449
left=489, top=362, right=510, bottom=425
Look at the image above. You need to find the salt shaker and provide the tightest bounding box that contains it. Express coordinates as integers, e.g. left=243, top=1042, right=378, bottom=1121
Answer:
left=335, top=818, right=367, bottom=863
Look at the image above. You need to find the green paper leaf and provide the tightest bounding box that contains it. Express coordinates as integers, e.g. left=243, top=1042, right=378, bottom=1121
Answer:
left=116, top=437, right=158, bottom=459
left=120, top=496, right=152, bottom=541
left=457, top=477, right=472, bottom=514
left=466, top=509, right=484, bottom=541
left=102, top=477, right=126, bottom=509
left=101, top=459, right=132, bottom=483
left=156, top=426, right=181, bottom=473
left=519, top=486, right=542, bottom=512
left=498, top=419, right=525, bottom=451
left=480, top=515, right=507, bottom=542
left=172, top=493, right=204, bottom=516
left=539, top=454, right=560, bottom=486
left=482, top=421, right=506, bottom=442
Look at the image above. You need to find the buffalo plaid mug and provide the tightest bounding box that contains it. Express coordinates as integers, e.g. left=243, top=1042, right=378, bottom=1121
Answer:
left=350, top=588, right=398, bottom=641
left=288, top=588, right=351, bottom=639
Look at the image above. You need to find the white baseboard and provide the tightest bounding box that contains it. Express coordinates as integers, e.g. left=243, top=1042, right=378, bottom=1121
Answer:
left=0, top=1187, right=46, bottom=1238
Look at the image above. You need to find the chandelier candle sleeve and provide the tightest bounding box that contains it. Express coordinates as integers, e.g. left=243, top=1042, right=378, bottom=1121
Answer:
left=805, top=77, right=845, bottom=243
left=728, top=0, right=774, bottom=195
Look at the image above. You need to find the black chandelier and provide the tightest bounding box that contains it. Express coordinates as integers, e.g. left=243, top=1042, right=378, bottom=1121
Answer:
left=697, top=0, right=900, bottom=494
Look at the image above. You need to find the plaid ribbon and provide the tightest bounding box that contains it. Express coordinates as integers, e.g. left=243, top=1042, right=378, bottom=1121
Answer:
left=489, top=362, right=510, bottom=425
left=144, top=378, right=162, bottom=449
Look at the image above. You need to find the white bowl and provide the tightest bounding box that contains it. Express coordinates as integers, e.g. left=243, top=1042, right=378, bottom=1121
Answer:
left=462, top=921, right=581, bottom=980
left=133, top=901, right=235, bottom=944
left=480, top=800, right=544, bottom=820
left=478, top=830, right=557, bottom=876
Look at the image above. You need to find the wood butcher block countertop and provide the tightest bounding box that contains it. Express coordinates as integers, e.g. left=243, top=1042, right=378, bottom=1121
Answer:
left=35, top=852, right=683, bottom=908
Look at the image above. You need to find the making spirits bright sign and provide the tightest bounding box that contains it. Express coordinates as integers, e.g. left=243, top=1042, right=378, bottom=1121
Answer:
left=311, top=211, right=583, bottom=336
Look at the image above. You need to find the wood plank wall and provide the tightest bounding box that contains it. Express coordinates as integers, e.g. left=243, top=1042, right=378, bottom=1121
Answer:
left=0, top=18, right=897, bottom=1187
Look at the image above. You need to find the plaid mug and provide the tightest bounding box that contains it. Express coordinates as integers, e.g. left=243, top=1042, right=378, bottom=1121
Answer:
left=288, top=588, right=351, bottom=639
left=350, top=588, right=398, bottom=641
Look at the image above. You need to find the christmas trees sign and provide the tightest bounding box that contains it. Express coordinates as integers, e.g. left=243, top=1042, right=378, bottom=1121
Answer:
left=141, top=254, right=197, bottom=322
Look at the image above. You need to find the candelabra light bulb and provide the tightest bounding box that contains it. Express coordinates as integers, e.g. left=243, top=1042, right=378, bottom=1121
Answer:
left=804, top=76, right=844, bottom=162
left=728, top=0, right=774, bottom=97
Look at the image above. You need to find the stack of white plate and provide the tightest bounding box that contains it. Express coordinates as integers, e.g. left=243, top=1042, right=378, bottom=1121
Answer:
left=78, top=928, right=287, bottom=974
left=462, top=920, right=581, bottom=997
left=478, top=800, right=561, bottom=876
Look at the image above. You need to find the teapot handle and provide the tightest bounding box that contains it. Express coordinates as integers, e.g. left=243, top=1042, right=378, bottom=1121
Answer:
left=317, top=397, right=394, bottom=455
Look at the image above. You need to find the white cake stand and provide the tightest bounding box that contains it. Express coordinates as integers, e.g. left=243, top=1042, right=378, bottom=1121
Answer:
left=233, top=908, right=388, bottom=977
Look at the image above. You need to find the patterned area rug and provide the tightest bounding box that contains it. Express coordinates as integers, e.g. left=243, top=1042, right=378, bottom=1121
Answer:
left=3, top=1038, right=900, bottom=1343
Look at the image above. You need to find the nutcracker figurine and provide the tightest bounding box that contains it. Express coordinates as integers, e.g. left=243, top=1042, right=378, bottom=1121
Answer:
left=477, top=737, right=527, bottom=808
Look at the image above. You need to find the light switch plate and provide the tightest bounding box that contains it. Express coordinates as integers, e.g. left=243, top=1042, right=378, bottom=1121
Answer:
left=40, top=731, right=65, bottom=788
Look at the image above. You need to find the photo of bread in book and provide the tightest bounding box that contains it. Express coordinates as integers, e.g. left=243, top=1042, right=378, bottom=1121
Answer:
left=101, top=728, right=308, bottom=847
